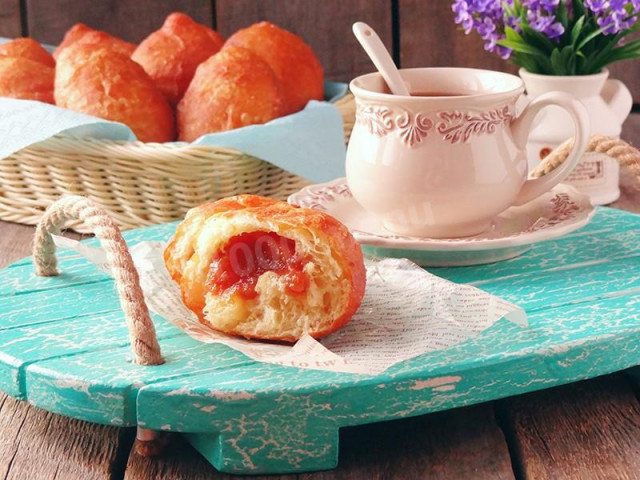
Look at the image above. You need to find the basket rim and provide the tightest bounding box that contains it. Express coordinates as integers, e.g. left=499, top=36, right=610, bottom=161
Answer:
left=12, top=93, right=355, bottom=157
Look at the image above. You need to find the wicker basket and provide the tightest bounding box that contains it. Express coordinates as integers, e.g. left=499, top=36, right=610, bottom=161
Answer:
left=0, top=94, right=355, bottom=232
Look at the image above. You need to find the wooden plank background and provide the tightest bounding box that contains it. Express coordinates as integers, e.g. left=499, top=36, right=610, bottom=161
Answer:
left=0, top=0, right=637, bottom=104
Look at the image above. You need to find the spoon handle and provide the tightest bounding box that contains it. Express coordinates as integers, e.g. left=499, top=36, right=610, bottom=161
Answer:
left=352, top=22, right=410, bottom=96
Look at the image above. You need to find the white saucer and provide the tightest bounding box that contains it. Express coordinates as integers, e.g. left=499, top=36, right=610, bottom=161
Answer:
left=288, top=178, right=595, bottom=266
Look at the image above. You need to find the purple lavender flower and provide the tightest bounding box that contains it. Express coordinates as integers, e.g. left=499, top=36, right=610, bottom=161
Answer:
left=523, top=0, right=565, bottom=38
left=451, top=0, right=515, bottom=57
left=525, top=0, right=561, bottom=13
left=452, top=0, right=475, bottom=33
left=584, top=0, right=607, bottom=11
left=451, top=0, right=640, bottom=71
left=585, top=0, right=640, bottom=34
left=526, top=8, right=566, bottom=37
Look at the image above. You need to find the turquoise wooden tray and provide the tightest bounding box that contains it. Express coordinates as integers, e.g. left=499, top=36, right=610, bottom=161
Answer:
left=1, top=206, right=639, bottom=474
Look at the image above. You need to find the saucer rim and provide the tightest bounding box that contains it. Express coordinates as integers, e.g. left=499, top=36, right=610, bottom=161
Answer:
left=288, top=178, right=596, bottom=252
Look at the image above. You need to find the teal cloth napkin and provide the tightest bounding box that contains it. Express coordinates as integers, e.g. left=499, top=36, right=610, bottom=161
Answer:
left=0, top=61, right=349, bottom=183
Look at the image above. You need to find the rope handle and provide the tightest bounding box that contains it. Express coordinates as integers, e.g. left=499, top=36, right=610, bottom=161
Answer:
left=532, top=135, right=640, bottom=180
left=32, top=195, right=164, bottom=366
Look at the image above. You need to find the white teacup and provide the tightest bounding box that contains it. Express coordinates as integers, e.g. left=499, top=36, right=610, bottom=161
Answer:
left=346, top=68, right=590, bottom=238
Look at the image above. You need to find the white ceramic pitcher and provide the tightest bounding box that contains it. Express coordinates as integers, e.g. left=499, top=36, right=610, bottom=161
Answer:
left=520, top=68, right=633, bottom=205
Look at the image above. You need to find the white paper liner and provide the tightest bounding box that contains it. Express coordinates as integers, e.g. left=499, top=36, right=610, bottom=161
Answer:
left=53, top=236, right=527, bottom=375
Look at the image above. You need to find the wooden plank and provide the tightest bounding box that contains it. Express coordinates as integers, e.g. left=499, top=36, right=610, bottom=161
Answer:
left=25, top=0, right=213, bottom=45
left=0, top=0, right=21, bottom=38
left=0, top=392, right=133, bottom=480
left=4, top=209, right=638, bottom=473
left=132, top=290, right=640, bottom=428
left=302, top=404, right=513, bottom=480
left=471, top=256, right=640, bottom=311
left=25, top=335, right=253, bottom=426
left=0, top=222, right=130, bottom=480
left=432, top=208, right=640, bottom=284
left=124, top=434, right=295, bottom=480
left=124, top=403, right=513, bottom=480
left=1, top=207, right=638, bottom=420
left=0, top=308, right=183, bottom=399
left=398, top=0, right=517, bottom=74
left=498, top=374, right=640, bottom=479
left=215, top=0, right=393, bottom=82
left=5, top=206, right=636, bottom=299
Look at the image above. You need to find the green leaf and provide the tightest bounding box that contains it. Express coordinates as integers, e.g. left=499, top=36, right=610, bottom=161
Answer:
left=561, top=46, right=577, bottom=75
left=557, top=1, right=569, bottom=32
left=570, top=16, right=585, bottom=47
left=576, top=54, right=587, bottom=74
left=504, top=26, right=522, bottom=42
left=550, top=49, right=567, bottom=75
left=608, top=41, right=640, bottom=62
left=607, top=49, right=640, bottom=63
left=510, top=55, right=537, bottom=73
left=520, top=25, right=556, bottom=53
left=572, top=0, right=586, bottom=18
left=511, top=53, right=549, bottom=75
left=576, top=25, right=612, bottom=51
left=498, top=39, right=549, bottom=58
left=585, top=37, right=640, bottom=72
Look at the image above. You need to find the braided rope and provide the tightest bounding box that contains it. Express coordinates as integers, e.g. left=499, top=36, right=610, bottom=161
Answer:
left=532, top=135, right=640, bottom=180
left=32, top=195, right=164, bottom=366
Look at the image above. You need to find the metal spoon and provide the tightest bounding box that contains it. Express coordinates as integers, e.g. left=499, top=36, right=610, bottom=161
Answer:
left=352, top=21, right=410, bottom=96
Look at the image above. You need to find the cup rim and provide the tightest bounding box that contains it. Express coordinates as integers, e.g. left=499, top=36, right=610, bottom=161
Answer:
left=349, top=67, right=525, bottom=102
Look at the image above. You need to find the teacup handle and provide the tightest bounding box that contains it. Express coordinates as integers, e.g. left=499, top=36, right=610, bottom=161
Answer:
left=511, top=92, right=590, bottom=206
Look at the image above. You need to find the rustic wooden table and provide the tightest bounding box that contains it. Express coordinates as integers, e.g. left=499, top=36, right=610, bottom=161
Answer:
left=0, top=115, right=638, bottom=479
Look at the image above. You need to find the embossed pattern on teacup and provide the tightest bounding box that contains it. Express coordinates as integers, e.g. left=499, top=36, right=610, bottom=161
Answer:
left=436, top=106, right=512, bottom=144
left=355, top=102, right=513, bottom=147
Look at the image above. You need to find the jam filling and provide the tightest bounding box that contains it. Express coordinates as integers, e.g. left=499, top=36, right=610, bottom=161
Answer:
left=206, top=231, right=310, bottom=300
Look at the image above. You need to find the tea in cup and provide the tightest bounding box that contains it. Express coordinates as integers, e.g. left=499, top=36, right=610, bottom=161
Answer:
left=346, top=67, right=590, bottom=238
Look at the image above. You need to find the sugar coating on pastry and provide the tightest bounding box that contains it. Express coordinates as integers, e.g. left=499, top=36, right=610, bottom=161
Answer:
left=0, top=38, right=55, bottom=67
left=224, top=21, right=323, bottom=114
left=53, top=23, right=136, bottom=60
left=164, top=195, right=366, bottom=342
left=55, top=44, right=174, bottom=143
left=177, top=46, right=285, bottom=141
left=0, top=56, right=54, bottom=103
left=132, top=12, right=224, bottom=105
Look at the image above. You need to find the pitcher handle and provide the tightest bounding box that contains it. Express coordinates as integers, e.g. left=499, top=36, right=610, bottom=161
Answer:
left=602, top=79, right=633, bottom=125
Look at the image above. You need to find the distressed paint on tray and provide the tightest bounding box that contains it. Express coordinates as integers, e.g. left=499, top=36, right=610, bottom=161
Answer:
left=0, top=207, right=638, bottom=474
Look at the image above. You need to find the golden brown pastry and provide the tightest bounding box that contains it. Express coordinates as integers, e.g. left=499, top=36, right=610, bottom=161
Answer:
left=132, top=12, right=224, bottom=105
left=176, top=46, right=285, bottom=141
left=224, top=22, right=323, bottom=114
left=55, top=44, right=174, bottom=142
left=0, top=38, right=55, bottom=67
left=53, top=23, right=136, bottom=60
left=164, top=195, right=366, bottom=342
left=0, top=56, right=54, bottom=103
